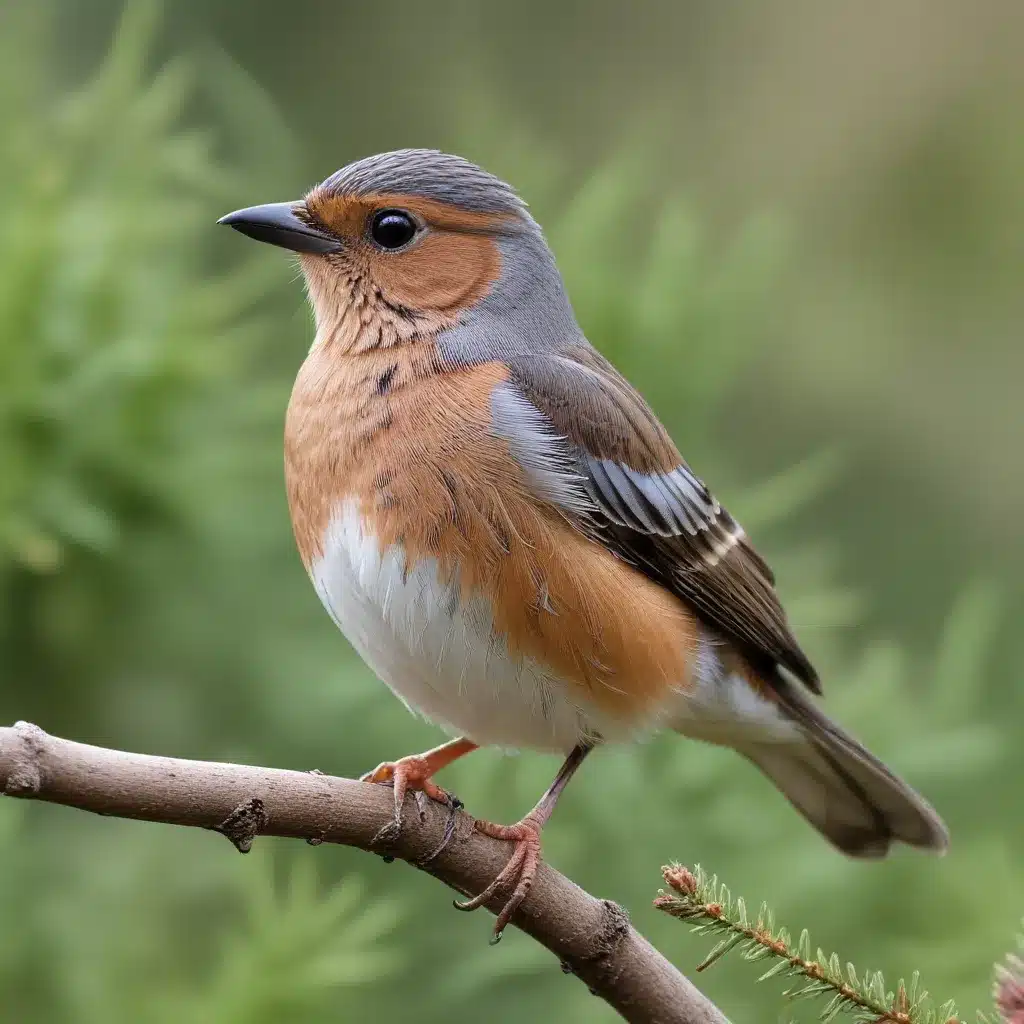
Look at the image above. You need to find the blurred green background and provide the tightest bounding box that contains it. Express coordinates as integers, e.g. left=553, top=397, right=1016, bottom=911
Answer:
left=1, top=2, right=1021, bottom=1021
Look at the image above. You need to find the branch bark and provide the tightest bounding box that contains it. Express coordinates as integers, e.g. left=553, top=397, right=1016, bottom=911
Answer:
left=0, top=721, right=727, bottom=1024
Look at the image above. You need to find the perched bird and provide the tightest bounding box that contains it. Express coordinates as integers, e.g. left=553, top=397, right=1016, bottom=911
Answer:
left=219, top=149, right=948, bottom=940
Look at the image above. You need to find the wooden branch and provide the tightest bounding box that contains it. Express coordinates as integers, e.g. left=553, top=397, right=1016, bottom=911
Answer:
left=0, top=722, right=727, bottom=1024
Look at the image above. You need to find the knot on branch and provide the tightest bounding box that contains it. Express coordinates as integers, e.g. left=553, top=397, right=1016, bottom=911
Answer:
left=216, top=797, right=269, bottom=853
left=3, top=721, right=47, bottom=796
left=562, top=899, right=632, bottom=993
left=596, top=899, right=631, bottom=963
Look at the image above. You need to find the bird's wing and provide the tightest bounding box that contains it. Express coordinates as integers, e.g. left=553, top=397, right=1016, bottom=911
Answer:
left=493, top=346, right=820, bottom=693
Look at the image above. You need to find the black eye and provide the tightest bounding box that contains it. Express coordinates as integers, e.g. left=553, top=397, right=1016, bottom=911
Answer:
left=370, top=209, right=417, bottom=250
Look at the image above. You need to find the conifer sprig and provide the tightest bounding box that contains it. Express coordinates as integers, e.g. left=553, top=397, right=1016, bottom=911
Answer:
left=654, top=864, right=961, bottom=1023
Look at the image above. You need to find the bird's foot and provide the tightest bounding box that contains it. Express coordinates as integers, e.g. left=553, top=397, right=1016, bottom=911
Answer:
left=361, top=755, right=462, bottom=853
left=453, top=813, right=544, bottom=943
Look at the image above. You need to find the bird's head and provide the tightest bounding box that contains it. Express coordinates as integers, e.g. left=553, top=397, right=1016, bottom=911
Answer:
left=220, top=149, right=575, bottom=354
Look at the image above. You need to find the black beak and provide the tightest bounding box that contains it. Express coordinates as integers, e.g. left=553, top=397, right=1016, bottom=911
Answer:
left=217, top=201, right=342, bottom=254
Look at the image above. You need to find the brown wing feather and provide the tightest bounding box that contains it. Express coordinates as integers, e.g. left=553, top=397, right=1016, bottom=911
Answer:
left=504, top=347, right=820, bottom=694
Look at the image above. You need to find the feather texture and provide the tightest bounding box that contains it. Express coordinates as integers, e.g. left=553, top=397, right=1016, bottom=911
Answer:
left=495, top=350, right=820, bottom=693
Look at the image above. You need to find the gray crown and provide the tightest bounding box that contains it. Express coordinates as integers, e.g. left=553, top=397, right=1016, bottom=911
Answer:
left=319, top=149, right=527, bottom=217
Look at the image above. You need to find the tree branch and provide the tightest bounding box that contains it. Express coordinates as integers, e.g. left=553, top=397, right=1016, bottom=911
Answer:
left=0, top=721, right=726, bottom=1024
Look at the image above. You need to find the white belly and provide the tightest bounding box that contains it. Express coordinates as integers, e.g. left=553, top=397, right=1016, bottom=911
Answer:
left=310, top=501, right=625, bottom=752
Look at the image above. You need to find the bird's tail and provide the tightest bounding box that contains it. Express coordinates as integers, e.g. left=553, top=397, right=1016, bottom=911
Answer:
left=736, top=676, right=949, bottom=857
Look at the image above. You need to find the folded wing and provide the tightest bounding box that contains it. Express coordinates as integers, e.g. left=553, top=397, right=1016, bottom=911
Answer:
left=492, top=346, right=820, bottom=693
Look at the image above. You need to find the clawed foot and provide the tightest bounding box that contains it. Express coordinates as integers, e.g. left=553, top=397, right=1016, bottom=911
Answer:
left=453, top=813, right=543, bottom=943
left=361, top=755, right=463, bottom=856
left=361, top=741, right=588, bottom=944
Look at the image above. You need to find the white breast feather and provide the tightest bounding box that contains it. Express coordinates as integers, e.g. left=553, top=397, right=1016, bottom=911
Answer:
left=311, top=500, right=627, bottom=752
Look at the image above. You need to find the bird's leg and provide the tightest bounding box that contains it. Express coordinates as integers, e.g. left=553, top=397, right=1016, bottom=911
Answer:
left=454, top=742, right=593, bottom=942
left=361, top=737, right=478, bottom=838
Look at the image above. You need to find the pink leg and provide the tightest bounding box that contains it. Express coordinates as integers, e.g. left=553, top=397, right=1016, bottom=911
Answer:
left=454, top=743, right=592, bottom=942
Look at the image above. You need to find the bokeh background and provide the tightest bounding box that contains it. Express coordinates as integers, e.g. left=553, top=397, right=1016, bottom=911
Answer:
left=1, top=2, right=1021, bottom=1021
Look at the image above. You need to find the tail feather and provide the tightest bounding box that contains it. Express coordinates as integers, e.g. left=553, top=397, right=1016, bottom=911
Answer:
left=739, top=676, right=949, bottom=857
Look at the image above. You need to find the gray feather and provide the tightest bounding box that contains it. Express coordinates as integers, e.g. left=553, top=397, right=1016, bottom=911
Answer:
left=738, top=676, right=950, bottom=856
left=320, top=149, right=527, bottom=217
left=489, top=382, right=592, bottom=518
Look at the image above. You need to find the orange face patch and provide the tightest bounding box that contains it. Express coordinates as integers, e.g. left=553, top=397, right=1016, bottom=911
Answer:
left=301, top=189, right=506, bottom=317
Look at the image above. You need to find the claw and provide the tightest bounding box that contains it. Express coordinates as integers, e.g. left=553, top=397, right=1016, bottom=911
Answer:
left=417, top=793, right=463, bottom=866
left=360, top=752, right=467, bottom=861
left=413, top=789, right=431, bottom=822
left=453, top=815, right=543, bottom=941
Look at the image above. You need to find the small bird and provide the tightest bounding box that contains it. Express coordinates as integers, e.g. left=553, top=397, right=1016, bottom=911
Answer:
left=220, top=149, right=948, bottom=940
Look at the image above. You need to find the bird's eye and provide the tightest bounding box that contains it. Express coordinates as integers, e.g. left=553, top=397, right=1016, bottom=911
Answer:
left=370, top=209, right=417, bottom=250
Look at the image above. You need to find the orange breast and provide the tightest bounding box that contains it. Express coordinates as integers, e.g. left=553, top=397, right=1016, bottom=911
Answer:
left=285, top=343, right=698, bottom=724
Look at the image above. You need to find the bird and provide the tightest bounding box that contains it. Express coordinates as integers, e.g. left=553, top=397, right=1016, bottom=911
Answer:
left=219, top=149, right=948, bottom=941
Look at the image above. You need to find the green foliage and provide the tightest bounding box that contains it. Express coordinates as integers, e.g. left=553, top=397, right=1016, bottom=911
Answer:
left=158, top=853, right=401, bottom=1024
left=657, top=864, right=960, bottom=1022
left=0, top=6, right=1020, bottom=1024
left=0, top=1, right=278, bottom=576
left=0, top=800, right=400, bottom=1024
